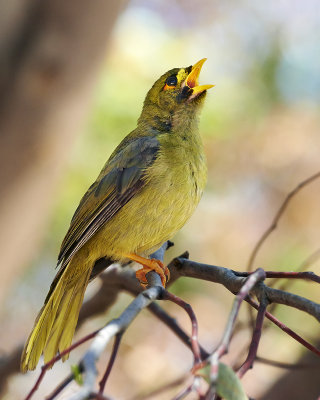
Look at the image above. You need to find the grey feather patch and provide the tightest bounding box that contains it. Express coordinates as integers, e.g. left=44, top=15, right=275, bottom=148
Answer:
left=118, top=166, right=141, bottom=194
left=57, top=136, right=160, bottom=269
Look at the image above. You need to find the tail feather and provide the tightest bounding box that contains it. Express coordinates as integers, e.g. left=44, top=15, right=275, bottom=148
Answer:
left=60, top=287, right=87, bottom=359
left=21, top=263, right=92, bottom=372
left=44, top=272, right=90, bottom=364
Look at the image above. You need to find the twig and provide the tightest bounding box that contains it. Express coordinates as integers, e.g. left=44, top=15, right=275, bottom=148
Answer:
left=161, top=290, right=201, bottom=365
left=159, top=290, right=203, bottom=399
left=87, top=392, right=112, bottom=400
left=298, top=247, right=320, bottom=271
left=255, top=356, right=320, bottom=370
left=25, top=330, right=99, bottom=400
left=237, top=297, right=267, bottom=378
left=246, top=297, right=320, bottom=357
left=172, top=383, right=193, bottom=400
left=46, top=372, right=77, bottom=400
left=208, top=269, right=266, bottom=394
left=271, top=247, right=320, bottom=290
left=234, top=270, right=320, bottom=284
left=147, top=302, right=209, bottom=360
left=245, top=171, right=320, bottom=331
left=172, top=376, right=202, bottom=400
left=131, top=374, right=189, bottom=400
left=265, top=271, right=320, bottom=283
left=268, top=246, right=320, bottom=313
left=247, top=171, right=320, bottom=272
left=68, top=272, right=164, bottom=400
left=98, top=333, right=123, bottom=395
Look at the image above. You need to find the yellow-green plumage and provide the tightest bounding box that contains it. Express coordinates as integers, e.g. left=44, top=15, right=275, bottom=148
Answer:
left=21, top=59, right=212, bottom=372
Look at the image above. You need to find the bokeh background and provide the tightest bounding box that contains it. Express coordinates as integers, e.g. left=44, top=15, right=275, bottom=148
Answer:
left=1, top=0, right=320, bottom=399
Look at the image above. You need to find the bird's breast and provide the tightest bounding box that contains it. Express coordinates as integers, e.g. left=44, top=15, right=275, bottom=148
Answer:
left=91, top=133, right=207, bottom=259
left=144, top=133, right=207, bottom=217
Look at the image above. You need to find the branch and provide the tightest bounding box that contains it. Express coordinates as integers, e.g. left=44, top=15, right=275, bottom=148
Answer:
left=69, top=272, right=164, bottom=400
left=268, top=246, right=320, bottom=314
left=8, top=250, right=320, bottom=399
left=246, top=297, right=320, bottom=357
left=98, top=333, right=123, bottom=395
left=171, top=258, right=320, bottom=322
left=1, top=262, right=209, bottom=394
left=237, top=298, right=267, bottom=378
left=207, top=269, right=266, bottom=396
left=69, top=267, right=204, bottom=400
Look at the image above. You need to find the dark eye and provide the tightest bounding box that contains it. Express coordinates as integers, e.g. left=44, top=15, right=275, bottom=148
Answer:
left=166, top=75, right=177, bottom=86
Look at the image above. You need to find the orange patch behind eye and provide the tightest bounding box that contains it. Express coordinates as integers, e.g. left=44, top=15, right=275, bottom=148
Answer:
left=163, top=83, right=175, bottom=91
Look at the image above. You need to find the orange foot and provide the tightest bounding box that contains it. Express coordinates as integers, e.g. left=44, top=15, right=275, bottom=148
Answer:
left=125, top=253, right=170, bottom=288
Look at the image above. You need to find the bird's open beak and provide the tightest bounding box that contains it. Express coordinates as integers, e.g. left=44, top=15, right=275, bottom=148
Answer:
left=186, top=58, right=214, bottom=97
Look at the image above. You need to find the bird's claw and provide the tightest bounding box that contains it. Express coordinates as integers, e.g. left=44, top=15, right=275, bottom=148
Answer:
left=135, top=258, right=170, bottom=288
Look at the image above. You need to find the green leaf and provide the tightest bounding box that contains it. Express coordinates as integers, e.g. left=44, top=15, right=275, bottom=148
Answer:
left=197, top=362, right=248, bottom=400
left=71, top=364, right=83, bottom=386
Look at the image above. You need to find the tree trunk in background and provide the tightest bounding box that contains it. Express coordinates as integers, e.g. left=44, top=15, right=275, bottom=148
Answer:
left=0, top=0, right=128, bottom=302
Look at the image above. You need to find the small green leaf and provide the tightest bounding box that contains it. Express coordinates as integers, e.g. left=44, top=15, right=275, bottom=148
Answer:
left=197, top=362, right=248, bottom=400
left=71, top=364, right=83, bottom=386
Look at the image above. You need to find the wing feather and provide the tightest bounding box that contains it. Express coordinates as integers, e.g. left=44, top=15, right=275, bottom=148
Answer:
left=57, top=136, right=160, bottom=269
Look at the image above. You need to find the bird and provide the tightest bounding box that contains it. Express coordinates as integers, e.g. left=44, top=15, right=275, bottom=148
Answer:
left=21, top=58, right=214, bottom=372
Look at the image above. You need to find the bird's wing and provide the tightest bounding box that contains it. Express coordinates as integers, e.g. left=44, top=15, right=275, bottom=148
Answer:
left=57, top=135, right=160, bottom=269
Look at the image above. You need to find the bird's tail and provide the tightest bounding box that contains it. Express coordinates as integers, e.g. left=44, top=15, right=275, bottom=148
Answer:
left=21, top=261, right=92, bottom=372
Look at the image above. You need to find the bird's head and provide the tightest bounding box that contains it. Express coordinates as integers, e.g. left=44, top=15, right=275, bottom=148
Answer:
left=139, top=59, right=214, bottom=132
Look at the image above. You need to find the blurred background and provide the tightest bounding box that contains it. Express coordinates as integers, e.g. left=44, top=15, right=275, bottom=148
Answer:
left=1, top=0, right=320, bottom=399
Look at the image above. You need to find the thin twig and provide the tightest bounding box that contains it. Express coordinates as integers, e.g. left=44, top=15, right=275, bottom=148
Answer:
left=25, top=330, right=99, bottom=400
left=234, top=270, right=320, bottom=284
left=246, top=297, right=320, bottom=357
left=265, top=271, right=320, bottom=283
left=298, top=247, right=320, bottom=271
left=46, top=371, right=78, bottom=400
left=161, top=290, right=201, bottom=365
left=268, top=247, right=320, bottom=313
left=247, top=171, right=320, bottom=272
left=147, top=302, right=209, bottom=360
left=208, top=269, right=266, bottom=394
left=98, top=333, right=123, bottom=395
left=171, top=383, right=193, bottom=400
left=255, top=356, right=320, bottom=370
left=87, top=392, right=112, bottom=400
left=171, top=376, right=203, bottom=400
left=159, top=290, right=203, bottom=399
left=131, top=374, right=190, bottom=400
left=68, top=273, right=164, bottom=400
left=245, top=171, right=320, bottom=330
left=237, top=297, right=267, bottom=378
left=271, top=247, right=320, bottom=290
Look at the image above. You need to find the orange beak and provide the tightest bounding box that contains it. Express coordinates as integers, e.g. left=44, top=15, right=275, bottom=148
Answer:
left=186, top=58, right=214, bottom=96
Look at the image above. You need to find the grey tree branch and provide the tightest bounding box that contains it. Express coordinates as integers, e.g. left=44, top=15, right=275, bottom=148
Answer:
left=4, top=246, right=320, bottom=399
left=171, top=257, right=320, bottom=322
left=0, top=263, right=208, bottom=396
left=70, top=272, right=164, bottom=400
left=60, top=258, right=320, bottom=399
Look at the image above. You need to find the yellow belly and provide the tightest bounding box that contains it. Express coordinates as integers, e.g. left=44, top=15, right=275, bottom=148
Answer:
left=81, top=146, right=207, bottom=263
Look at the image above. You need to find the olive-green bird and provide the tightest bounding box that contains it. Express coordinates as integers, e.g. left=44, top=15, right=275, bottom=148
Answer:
left=21, top=58, right=213, bottom=372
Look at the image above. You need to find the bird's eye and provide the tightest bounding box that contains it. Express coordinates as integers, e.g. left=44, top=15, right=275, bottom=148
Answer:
left=163, top=75, right=178, bottom=90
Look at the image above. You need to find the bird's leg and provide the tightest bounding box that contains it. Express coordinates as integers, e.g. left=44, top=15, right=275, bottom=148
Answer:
left=124, top=253, right=170, bottom=287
